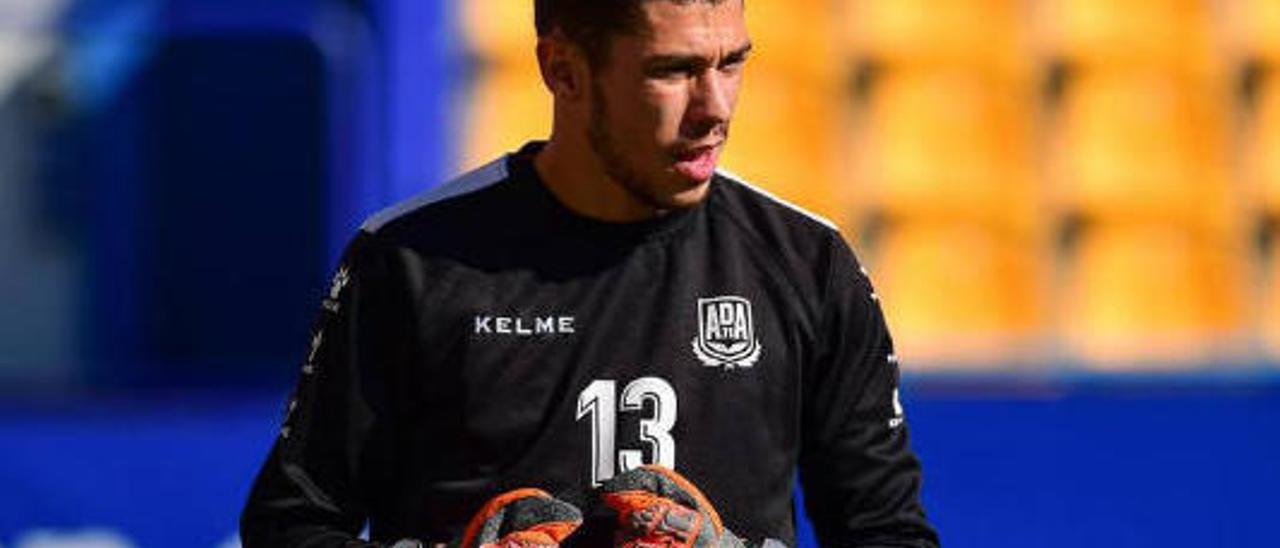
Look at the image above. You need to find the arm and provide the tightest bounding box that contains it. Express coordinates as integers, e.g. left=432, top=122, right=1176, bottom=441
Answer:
left=241, top=231, right=412, bottom=547
left=798, top=236, right=939, bottom=548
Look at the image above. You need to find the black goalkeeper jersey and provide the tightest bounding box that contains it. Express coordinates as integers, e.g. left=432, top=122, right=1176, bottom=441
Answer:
left=241, top=143, right=938, bottom=547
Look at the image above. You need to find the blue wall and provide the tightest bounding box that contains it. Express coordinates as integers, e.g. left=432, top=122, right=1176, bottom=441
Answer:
left=909, top=379, right=1279, bottom=547
left=2, top=382, right=1275, bottom=547
left=49, top=0, right=460, bottom=391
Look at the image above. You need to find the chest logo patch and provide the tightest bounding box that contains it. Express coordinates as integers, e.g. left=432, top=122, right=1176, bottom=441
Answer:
left=692, top=296, right=762, bottom=369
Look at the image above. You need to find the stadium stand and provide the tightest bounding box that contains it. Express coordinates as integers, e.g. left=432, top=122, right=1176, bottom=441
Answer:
left=460, top=0, right=534, bottom=64
left=1048, top=71, right=1233, bottom=226
left=1254, top=71, right=1280, bottom=358
left=717, top=67, right=845, bottom=225
left=1225, top=0, right=1280, bottom=64
left=841, top=0, right=1032, bottom=77
left=1058, top=221, right=1250, bottom=367
left=1035, top=0, right=1220, bottom=78
left=847, top=68, right=1048, bottom=366
left=742, top=0, right=840, bottom=81
left=872, top=220, right=1048, bottom=367
left=1265, top=234, right=1280, bottom=358
left=459, top=0, right=550, bottom=170
left=459, top=63, right=552, bottom=171
left=851, top=69, right=1036, bottom=226
left=841, top=1, right=1045, bottom=366
left=1033, top=0, right=1251, bottom=367
left=1250, top=70, right=1280, bottom=220
left=719, top=0, right=845, bottom=225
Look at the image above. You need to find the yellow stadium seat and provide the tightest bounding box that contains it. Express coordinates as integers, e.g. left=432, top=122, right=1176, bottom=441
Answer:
left=746, top=0, right=839, bottom=81
left=1224, top=0, right=1280, bottom=63
left=720, top=68, right=844, bottom=227
left=720, top=2, right=847, bottom=227
left=1259, top=76, right=1280, bottom=359
left=458, top=0, right=546, bottom=167
left=1049, top=72, right=1232, bottom=227
left=1059, top=221, right=1249, bottom=368
left=1036, top=0, right=1218, bottom=76
left=1248, top=73, right=1280, bottom=216
left=1262, top=238, right=1280, bottom=359
left=461, top=0, right=537, bottom=65
left=870, top=220, right=1048, bottom=368
left=841, top=0, right=1031, bottom=76
left=849, top=69, right=1037, bottom=229
left=459, top=65, right=551, bottom=171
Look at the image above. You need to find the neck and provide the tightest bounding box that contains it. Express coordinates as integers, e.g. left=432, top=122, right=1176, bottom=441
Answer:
left=533, top=131, right=664, bottom=223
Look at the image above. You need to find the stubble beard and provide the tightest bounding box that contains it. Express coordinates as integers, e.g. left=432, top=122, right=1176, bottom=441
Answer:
left=587, top=78, right=687, bottom=213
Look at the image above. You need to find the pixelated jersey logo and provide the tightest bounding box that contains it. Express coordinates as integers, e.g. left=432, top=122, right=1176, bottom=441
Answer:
left=322, top=265, right=350, bottom=313
left=329, top=266, right=350, bottom=299
left=889, top=387, right=905, bottom=429
left=691, top=296, right=762, bottom=369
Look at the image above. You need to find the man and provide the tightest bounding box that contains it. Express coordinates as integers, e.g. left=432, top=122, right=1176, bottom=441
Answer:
left=241, top=0, right=939, bottom=546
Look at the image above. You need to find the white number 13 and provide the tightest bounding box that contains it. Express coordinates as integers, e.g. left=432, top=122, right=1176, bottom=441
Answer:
left=575, top=377, right=677, bottom=486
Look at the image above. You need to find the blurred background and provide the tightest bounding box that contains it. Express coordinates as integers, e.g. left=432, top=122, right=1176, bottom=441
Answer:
left=0, top=0, right=1277, bottom=546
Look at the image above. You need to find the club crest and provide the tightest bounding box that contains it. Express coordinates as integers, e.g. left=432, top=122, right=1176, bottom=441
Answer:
left=691, top=296, right=762, bottom=369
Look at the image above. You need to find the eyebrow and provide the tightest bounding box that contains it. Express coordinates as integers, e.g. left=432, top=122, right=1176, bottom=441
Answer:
left=644, top=42, right=754, bottom=71
left=723, top=43, right=754, bottom=63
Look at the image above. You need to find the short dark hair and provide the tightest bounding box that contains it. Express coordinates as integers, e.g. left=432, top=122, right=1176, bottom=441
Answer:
left=534, top=0, right=730, bottom=67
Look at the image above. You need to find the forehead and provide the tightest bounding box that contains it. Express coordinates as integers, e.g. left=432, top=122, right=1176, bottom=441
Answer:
left=631, top=0, right=748, bottom=53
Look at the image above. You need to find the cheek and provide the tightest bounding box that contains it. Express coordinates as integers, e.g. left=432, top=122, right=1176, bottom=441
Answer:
left=605, top=86, right=657, bottom=135
left=642, top=85, right=690, bottom=135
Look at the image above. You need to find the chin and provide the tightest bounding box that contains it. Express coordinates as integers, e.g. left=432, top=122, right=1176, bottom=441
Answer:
left=623, top=169, right=714, bottom=212
left=662, top=181, right=713, bottom=209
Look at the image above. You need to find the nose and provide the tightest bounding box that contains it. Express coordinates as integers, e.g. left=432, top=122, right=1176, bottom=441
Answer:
left=685, top=70, right=733, bottom=136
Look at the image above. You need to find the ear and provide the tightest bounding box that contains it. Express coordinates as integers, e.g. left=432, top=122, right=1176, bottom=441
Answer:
left=536, top=32, right=589, bottom=102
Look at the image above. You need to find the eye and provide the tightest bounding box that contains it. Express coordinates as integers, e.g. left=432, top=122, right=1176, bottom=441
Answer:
left=650, top=67, right=684, bottom=79
left=719, top=46, right=752, bottom=74
left=648, top=64, right=696, bottom=80
left=720, top=54, right=748, bottom=73
left=644, top=56, right=709, bottom=80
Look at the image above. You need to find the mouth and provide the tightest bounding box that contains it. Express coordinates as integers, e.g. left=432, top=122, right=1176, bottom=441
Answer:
left=673, top=142, right=721, bottom=161
left=671, top=142, right=722, bottom=182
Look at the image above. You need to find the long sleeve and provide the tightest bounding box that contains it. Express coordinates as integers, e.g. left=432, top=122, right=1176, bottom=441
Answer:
left=798, top=236, right=940, bottom=548
left=241, top=231, right=412, bottom=547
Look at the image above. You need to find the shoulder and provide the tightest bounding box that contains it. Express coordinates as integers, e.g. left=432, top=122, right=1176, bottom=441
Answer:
left=710, top=168, right=847, bottom=262
left=359, top=155, right=515, bottom=240
left=712, top=169, right=841, bottom=235
left=709, top=168, right=865, bottom=308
